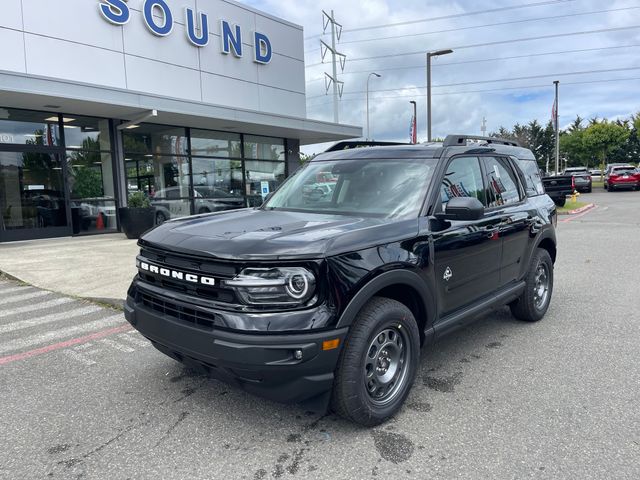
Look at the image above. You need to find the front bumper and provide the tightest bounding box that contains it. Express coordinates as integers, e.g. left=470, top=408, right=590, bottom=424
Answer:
left=124, top=293, right=348, bottom=403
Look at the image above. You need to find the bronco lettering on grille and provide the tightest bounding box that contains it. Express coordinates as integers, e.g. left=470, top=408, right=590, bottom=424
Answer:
left=137, top=259, right=216, bottom=286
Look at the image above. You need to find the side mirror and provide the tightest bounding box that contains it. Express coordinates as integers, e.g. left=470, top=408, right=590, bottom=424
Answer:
left=436, top=197, right=484, bottom=221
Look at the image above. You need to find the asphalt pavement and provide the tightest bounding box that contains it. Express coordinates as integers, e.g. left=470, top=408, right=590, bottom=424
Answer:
left=0, top=190, right=638, bottom=480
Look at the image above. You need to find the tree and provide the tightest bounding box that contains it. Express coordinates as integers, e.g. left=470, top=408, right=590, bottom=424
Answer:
left=583, top=122, right=630, bottom=168
left=559, top=129, right=589, bottom=168
left=567, top=116, right=583, bottom=133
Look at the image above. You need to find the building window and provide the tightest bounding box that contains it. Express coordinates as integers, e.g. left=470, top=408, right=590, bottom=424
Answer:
left=123, top=125, right=187, bottom=156
left=0, top=107, right=59, bottom=146
left=190, top=129, right=241, bottom=158
left=245, top=160, right=287, bottom=206
left=65, top=116, right=117, bottom=234
left=243, top=135, right=285, bottom=161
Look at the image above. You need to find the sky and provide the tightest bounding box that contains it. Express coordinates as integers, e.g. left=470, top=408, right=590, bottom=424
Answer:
left=239, top=0, right=640, bottom=154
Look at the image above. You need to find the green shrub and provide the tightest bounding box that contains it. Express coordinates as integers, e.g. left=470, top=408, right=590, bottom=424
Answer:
left=128, top=191, right=151, bottom=208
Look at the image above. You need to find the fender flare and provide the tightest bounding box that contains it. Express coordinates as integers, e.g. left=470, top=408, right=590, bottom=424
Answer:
left=529, top=227, right=557, bottom=265
left=335, top=269, right=436, bottom=332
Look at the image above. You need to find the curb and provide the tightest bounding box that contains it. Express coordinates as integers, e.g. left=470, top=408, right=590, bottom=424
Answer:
left=557, top=203, right=595, bottom=216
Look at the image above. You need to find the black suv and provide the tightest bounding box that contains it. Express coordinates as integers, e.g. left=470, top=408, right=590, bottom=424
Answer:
left=124, top=135, right=557, bottom=426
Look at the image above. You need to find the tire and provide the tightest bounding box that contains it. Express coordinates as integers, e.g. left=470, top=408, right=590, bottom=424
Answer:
left=554, top=197, right=566, bottom=207
left=586, top=186, right=592, bottom=193
left=197, top=207, right=211, bottom=215
left=331, top=297, right=420, bottom=426
left=510, top=248, right=554, bottom=322
left=156, top=211, right=168, bottom=225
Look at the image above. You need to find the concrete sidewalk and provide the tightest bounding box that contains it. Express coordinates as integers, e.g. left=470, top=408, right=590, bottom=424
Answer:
left=0, top=234, right=138, bottom=307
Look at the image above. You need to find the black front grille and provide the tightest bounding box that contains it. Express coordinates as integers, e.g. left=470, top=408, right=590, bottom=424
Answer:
left=140, top=245, right=237, bottom=277
left=139, top=290, right=217, bottom=330
left=138, top=273, right=236, bottom=303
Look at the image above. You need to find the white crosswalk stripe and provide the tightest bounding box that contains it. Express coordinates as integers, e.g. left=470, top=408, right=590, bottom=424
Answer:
left=0, top=290, right=51, bottom=305
left=0, top=286, right=35, bottom=296
left=0, top=305, right=104, bottom=334
left=0, top=314, right=124, bottom=355
left=62, top=349, right=97, bottom=366
left=118, top=332, right=150, bottom=348
left=100, top=338, right=135, bottom=353
left=0, top=297, right=75, bottom=319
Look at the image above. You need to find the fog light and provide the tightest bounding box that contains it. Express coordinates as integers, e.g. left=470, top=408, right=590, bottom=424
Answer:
left=294, top=349, right=303, bottom=360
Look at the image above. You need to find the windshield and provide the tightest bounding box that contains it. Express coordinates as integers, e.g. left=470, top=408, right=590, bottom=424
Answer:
left=264, top=159, right=434, bottom=218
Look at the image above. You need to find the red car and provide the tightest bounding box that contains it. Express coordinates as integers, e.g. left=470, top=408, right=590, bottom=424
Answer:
left=605, top=166, right=640, bottom=191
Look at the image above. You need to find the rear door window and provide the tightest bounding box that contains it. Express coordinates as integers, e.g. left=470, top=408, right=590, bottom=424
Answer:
left=482, top=157, right=522, bottom=208
left=518, top=159, right=545, bottom=196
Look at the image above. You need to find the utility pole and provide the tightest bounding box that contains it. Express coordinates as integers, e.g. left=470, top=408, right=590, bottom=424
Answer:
left=554, top=80, right=560, bottom=175
left=426, top=49, right=453, bottom=142
left=481, top=116, right=487, bottom=136
left=321, top=11, right=345, bottom=124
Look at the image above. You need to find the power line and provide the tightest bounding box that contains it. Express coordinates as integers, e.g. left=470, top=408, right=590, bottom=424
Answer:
left=306, top=76, right=640, bottom=106
left=305, top=25, right=640, bottom=67
left=307, top=66, right=640, bottom=99
left=338, top=6, right=640, bottom=47
left=303, top=0, right=578, bottom=40
left=306, top=44, right=640, bottom=82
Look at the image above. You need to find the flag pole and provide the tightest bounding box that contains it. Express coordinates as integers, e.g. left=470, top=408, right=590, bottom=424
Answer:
left=554, top=80, right=560, bottom=175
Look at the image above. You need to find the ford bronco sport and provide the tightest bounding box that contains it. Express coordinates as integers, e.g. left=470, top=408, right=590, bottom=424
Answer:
left=124, top=135, right=557, bottom=426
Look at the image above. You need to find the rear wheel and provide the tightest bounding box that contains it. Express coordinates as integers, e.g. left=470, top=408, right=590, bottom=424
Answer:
left=331, top=297, right=420, bottom=426
left=554, top=197, right=566, bottom=207
left=510, top=248, right=554, bottom=322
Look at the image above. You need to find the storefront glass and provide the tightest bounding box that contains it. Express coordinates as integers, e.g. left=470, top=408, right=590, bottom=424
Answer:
left=0, top=151, right=68, bottom=232
left=0, top=108, right=60, bottom=147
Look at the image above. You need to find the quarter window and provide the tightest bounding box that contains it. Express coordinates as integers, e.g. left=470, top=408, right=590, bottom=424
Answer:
left=440, top=156, right=485, bottom=208
left=482, top=157, right=522, bottom=208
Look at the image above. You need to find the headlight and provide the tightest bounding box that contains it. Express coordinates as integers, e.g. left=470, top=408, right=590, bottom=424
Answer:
left=225, top=267, right=316, bottom=306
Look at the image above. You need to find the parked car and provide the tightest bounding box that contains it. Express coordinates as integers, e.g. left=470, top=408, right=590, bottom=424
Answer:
left=562, top=167, right=592, bottom=193
left=604, top=165, right=640, bottom=191
left=542, top=174, right=574, bottom=206
left=125, top=135, right=557, bottom=426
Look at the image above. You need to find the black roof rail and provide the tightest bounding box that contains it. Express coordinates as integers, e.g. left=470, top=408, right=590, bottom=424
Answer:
left=443, top=135, right=521, bottom=148
left=325, top=141, right=410, bottom=152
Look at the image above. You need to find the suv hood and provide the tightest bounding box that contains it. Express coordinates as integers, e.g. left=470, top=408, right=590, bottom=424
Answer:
left=140, top=208, right=418, bottom=261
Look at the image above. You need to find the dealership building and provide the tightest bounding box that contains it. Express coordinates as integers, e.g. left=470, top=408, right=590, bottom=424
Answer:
left=0, top=0, right=360, bottom=242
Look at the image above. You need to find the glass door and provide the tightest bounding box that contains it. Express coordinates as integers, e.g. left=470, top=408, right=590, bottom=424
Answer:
left=0, top=150, right=72, bottom=241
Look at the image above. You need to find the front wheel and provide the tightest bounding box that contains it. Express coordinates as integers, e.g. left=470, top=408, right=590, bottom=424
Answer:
left=510, top=248, right=554, bottom=322
left=331, top=297, right=420, bottom=426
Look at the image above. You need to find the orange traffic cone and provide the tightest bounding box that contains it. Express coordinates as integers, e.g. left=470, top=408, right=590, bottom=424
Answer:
left=96, top=212, right=105, bottom=230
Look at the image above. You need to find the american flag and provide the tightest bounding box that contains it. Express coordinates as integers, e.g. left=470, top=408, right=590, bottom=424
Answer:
left=409, top=115, right=417, bottom=144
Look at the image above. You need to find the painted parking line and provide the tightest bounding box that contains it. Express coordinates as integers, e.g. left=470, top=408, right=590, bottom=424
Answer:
left=0, top=314, right=125, bottom=355
left=0, top=305, right=104, bottom=334
left=0, top=323, right=132, bottom=366
left=0, top=297, right=75, bottom=319
left=0, top=290, right=52, bottom=305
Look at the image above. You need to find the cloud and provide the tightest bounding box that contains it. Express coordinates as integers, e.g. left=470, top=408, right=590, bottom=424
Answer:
left=240, top=0, right=640, bottom=154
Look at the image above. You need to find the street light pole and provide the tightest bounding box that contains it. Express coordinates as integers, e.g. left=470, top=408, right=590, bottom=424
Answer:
left=366, top=72, right=381, bottom=141
left=426, top=49, right=453, bottom=142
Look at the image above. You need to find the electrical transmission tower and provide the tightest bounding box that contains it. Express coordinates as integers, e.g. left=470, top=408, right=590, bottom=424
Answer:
left=321, top=10, right=346, bottom=123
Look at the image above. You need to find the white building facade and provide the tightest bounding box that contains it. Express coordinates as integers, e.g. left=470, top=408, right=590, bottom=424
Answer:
left=0, top=0, right=360, bottom=241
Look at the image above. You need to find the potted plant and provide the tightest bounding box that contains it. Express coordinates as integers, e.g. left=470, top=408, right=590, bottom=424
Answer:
left=118, top=191, right=155, bottom=239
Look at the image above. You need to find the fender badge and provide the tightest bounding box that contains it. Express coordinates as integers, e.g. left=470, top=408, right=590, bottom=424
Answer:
left=443, top=267, right=453, bottom=282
